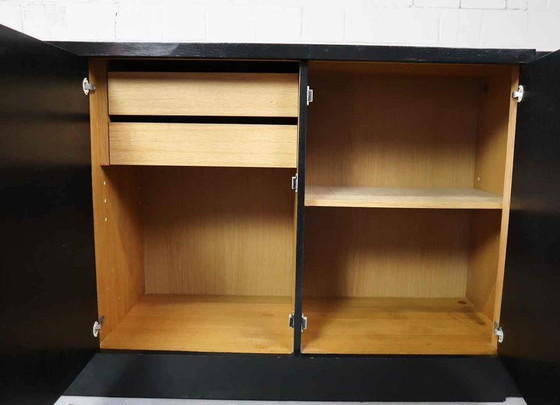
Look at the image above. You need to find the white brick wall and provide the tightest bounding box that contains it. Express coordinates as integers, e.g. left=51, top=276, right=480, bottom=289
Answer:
left=0, top=0, right=559, bottom=51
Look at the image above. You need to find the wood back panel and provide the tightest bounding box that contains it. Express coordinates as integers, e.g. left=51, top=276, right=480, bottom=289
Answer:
left=108, top=72, right=299, bottom=117
left=306, top=62, right=483, bottom=188
left=109, top=123, right=298, bottom=168
left=304, top=208, right=470, bottom=298
left=142, top=167, right=296, bottom=296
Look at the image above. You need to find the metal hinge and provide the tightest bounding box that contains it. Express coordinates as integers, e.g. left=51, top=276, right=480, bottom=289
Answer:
left=291, top=173, right=298, bottom=192
left=289, top=313, right=308, bottom=331
left=92, top=315, right=105, bottom=337
left=306, top=86, right=314, bottom=105
left=82, top=77, right=96, bottom=95
left=512, top=85, right=524, bottom=103
left=494, top=323, right=504, bottom=343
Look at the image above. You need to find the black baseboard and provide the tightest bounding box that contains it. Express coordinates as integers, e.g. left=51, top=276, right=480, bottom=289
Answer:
left=65, top=353, right=521, bottom=402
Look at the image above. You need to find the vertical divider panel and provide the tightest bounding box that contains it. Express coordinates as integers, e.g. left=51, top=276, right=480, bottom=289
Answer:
left=293, top=61, right=308, bottom=353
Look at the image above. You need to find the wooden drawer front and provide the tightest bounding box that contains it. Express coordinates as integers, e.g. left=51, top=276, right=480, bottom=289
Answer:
left=109, top=123, right=298, bottom=167
left=108, top=72, right=299, bottom=117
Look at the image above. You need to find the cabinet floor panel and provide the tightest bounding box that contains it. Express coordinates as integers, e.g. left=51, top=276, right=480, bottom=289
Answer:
left=305, top=186, right=503, bottom=209
left=302, top=297, right=496, bottom=355
left=100, top=294, right=293, bottom=354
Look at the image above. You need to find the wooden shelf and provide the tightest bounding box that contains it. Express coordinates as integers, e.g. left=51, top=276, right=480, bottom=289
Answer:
left=100, top=294, right=294, bottom=354
left=301, top=297, right=496, bottom=355
left=305, top=186, right=503, bottom=209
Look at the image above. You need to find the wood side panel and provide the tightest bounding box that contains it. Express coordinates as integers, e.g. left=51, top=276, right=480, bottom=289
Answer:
left=466, top=210, right=502, bottom=321
left=474, top=67, right=515, bottom=195
left=306, top=62, right=482, bottom=188
left=491, top=68, right=520, bottom=343
left=142, top=167, right=295, bottom=297
left=301, top=297, right=495, bottom=355
left=305, top=186, right=503, bottom=209
left=304, top=208, right=470, bottom=298
left=109, top=123, right=298, bottom=168
left=89, top=60, right=144, bottom=340
left=108, top=72, right=299, bottom=117
left=466, top=67, right=519, bottom=340
left=89, top=59, right=109, bottom=165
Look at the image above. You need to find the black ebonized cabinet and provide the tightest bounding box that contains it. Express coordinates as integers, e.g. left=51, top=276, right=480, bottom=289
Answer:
left=1, top=24, right=559, bottom=405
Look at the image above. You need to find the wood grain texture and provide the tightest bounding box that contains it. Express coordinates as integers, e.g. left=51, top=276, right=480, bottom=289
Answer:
left=467, top=210, right=501, bottom=320
left=490, top=68, right=520, bottom=345
left=89, top=59, right=109, bottom=165
left=100, top=294, right=293, bottom=353
left=474, top=66, right=517, bottom=195
left=108, top=72, right=299, bottom=117
left=303, top=208, right=470, bottom=298
left=90, top=60, right=144, bottom=340
left=305, top=186, right=503, bottom=209
left=109, top=123, right=297, bottom=168
left=306, top=62, right=482, bottom=189
left=301, top=297, right=495, bottom=355
left=142, top=167, right=296, bottom=297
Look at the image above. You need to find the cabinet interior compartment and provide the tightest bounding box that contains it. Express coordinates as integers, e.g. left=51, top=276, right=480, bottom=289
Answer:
left=89, top=59, right=300, bottom=354
left=303, top=62, right=518, bottom=355
left=93, top=166, right=295, bottom=353
left=302, top=208, right=501, bottom=354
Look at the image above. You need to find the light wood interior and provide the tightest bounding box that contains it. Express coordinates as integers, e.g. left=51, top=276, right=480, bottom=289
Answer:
left=305, top=186, right=503, bottom=209
left=108, top=72, right=299, bottom=117
left=91, top=60, right=299, bottom=353
left=90, top=59, right=518, bottom=356
left=109, top=123, right=298, bottom=168
left=302, top=62, right=518, bottom=355
left=100, top=295, right=293, bottom=353
left=91, top=166, right=296, bottom=353
left=142, top=167, right=295, bottom=297
left=302, top=297, right=495, bottom=355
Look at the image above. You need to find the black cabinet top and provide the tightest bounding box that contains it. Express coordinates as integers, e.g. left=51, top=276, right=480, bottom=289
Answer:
left=50, top=41, right=540, bottom=64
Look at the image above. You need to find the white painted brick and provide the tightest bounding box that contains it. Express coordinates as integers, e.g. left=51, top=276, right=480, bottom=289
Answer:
left=206, top=6, right=255, bottom=42
left=527, top=0, right=548, bottom=10
left=547, top=0, right=560, bottom=11
left=461, top=0, right=506, bottom=9
left=162, top=4, right=205, bottom=41
left=528, top=10, right=560, bottom=50
left=369, top=0, right=413, bottom=6
left=254, top=6, right=301, bottom=43
left=116, top=3, right=163, bottom=41
left=302, top=0, right=344, bottom=43
left=22, top=3, right=66, bottom=41
left=66, top=2, right=116, bottom=41
left=415, top=0, right=460, bottom=8
left=507, top=0, right=528, bottom=9
left=456, top=9, right=483, bottom=46
left=0, top=3, right=22, bottom=32
left=344, top=0, right=383, bottom=43
left=439, top=9, right=460, bottom=44
left=376, top=8, right=439, bottom=44
left=480, top=10, right=527, bottom=47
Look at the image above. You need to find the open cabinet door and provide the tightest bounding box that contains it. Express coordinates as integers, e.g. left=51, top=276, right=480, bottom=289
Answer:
left=500, top=49, right=560, bottom=405
left=0, top=25, right=97, bottom=404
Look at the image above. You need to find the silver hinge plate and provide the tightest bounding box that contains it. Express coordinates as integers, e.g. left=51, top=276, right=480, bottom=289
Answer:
left=494, top=323, right=504, bottom=343
left=289, top=313, right=308, bottom=331
left=291, top=173, right=298, bottom=192
left=83, top=77, right=96, bottom=95
left=92, top=315, right=105, bottom=337
left=512, top=85, right=524, bottom=103
left=306, top=86, right=314, bottom=105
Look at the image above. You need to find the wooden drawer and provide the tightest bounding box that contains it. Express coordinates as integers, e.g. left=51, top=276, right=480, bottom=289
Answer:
left=108, top=72, right=299, bottom=117
left=109, top=123, right=298, bottom=167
